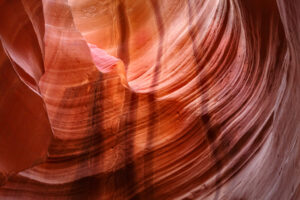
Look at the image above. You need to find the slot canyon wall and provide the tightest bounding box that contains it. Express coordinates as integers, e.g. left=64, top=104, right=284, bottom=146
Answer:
left=0, top=0, right=299, bottom=199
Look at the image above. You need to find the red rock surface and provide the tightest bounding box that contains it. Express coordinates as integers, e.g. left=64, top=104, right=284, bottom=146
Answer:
left=0, top=0, right=299, bottom=199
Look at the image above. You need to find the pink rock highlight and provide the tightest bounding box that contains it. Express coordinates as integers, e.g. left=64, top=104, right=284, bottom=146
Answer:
left=88, top=43, right=119, bottom=73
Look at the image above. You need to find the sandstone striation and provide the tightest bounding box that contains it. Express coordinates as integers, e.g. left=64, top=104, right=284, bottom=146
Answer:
left=0, top=0, right=299, bottom=199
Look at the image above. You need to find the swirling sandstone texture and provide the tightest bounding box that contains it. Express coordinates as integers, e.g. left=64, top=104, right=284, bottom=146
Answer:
left=0, top=0, right=299, bottom=199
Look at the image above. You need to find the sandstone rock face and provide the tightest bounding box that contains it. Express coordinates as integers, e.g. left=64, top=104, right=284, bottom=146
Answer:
left=0, top=0, right=299, bottom=199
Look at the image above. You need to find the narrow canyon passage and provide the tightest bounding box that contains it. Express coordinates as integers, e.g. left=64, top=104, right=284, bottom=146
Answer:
left=0, top=0, right=299, bottom=199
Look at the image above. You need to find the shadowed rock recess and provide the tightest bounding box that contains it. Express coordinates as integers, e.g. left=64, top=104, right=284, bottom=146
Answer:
left=0, top=0, right=299, bottom=199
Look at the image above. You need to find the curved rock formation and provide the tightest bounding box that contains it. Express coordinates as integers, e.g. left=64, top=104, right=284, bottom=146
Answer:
left=0, top=0, right=299, bottom=199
